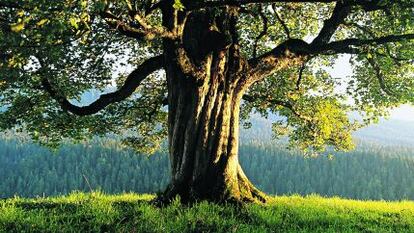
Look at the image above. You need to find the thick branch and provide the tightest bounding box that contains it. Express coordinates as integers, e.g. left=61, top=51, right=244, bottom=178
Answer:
left=247, top=39, right=311, bottom=85
left=176, top=47, right=206, bottom=78
left=312, top=1, right=351, bottom=45
left=247, top=33, right=413, bottom=85
left=42, top=55, right=164, bottom=116
left=101, top=11, right=177, bottom=41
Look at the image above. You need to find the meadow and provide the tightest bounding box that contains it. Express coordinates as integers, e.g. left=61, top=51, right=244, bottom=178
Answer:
left=1, top=192, right=414, bottom=233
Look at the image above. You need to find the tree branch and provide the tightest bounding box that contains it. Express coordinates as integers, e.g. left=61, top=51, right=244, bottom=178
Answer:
left=176, top=47, right=206, bottom=78
left=253, top=5, right=269, bottom=58
left=247, top=39, right=311, bottom=86
left=311, top=1, right=351, bottom=45
left=366, top=56, right=394, bottom=96
left=100, top=10, right=177, bottom=41
left=321, top=34, right=414, bottom=54
left=272, top=4, right=291, bottom=39
left=242, top=94, right=312, bottom=121
left=41, top=55, right=164, bottom=116
left=246, top=1, right=353, bottom=84
left=296, top=60, right=307, bottom=90
left=247, top=33, right=413, bottom=86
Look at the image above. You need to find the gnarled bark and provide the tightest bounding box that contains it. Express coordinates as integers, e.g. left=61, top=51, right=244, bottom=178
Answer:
left=153, top=6, right=268, bottom=204
left=160, top=48, right=266, bottom=203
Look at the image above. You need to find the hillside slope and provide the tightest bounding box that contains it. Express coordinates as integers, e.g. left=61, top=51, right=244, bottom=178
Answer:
left=1, top=192, right=414, bottom=233
left=2, top=138, right=414, bottom=201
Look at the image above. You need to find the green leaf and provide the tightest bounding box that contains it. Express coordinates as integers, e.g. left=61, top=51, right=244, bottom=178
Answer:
left=69, top=17, right=79, bottom=29
left=10, top=22, right=25, bottom=32
left=36, top=19, right=49, bottom=27
left=173, top=0, right=185, bottom=11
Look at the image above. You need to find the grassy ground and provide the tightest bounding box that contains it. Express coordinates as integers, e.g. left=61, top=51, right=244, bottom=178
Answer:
left=1, top=192, right=414, bottom=233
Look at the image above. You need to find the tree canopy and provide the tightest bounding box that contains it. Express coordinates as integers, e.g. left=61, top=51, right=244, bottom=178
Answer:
left=1, top=0, right=413, bottom=155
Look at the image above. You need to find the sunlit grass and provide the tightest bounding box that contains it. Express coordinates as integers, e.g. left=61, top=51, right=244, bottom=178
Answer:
left=1, top=192, right=413, bottom=232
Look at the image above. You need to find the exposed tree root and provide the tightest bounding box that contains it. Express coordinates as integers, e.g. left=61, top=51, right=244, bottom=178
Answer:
left=152, top=166, right=268, bottom=207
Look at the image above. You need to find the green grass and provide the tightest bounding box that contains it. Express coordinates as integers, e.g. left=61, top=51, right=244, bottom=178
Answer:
left=1, top=192, right=414, bottom=233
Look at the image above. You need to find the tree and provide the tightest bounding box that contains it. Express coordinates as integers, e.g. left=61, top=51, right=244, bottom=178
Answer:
left=0, top=0, right=413, bottom=203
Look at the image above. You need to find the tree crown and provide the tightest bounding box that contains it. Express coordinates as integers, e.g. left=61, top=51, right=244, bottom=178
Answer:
left=0, top=0, right=413, bottom=154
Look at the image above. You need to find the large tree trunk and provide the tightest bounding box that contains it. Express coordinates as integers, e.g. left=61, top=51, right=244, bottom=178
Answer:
left=163, top=52, right=265, bottom=203
left=158, top=7, right=267, bottom=204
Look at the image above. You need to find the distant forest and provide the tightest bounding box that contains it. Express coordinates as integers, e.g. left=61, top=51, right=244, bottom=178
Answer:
left=1, top=136, right=414, bottom=201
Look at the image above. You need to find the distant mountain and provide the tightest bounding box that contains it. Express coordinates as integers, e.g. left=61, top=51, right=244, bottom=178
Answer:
left=241, top=114, right=414, bottom=147
left=354, top=119, right=414, bottom=146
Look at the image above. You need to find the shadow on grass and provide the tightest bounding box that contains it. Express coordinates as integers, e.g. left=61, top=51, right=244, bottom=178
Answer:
left=15, top=199, right=150, bottom=211
left=3, top=198, right=413, bottom=233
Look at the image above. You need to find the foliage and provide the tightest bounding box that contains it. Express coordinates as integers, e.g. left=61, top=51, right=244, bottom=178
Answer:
left=0, top=0, right=166, bottom=152
left=0, top=0, right=413, bottom=154
left=1, top=192, right=414, bottom=233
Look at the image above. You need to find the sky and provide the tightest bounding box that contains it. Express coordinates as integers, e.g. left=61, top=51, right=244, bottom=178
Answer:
left=329, top=55, right=414, bottom=122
